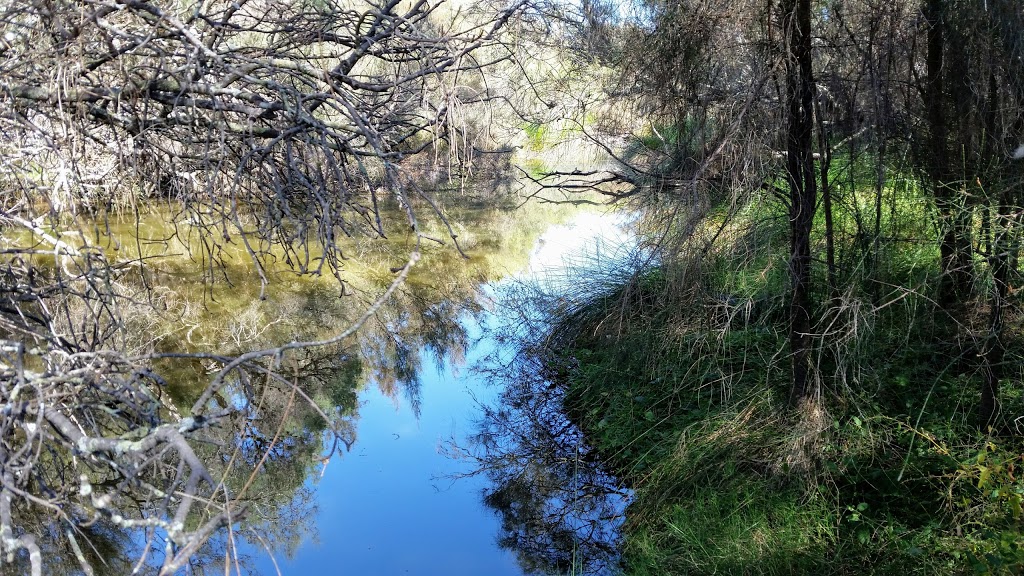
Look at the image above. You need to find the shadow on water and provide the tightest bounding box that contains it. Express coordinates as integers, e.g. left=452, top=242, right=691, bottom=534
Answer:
left=468, top=365, right=629, bottom=576
left=455, top=214, right=642, bottom=576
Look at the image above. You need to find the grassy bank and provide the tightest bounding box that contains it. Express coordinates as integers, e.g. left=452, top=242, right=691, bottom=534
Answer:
left=535, top=171, right=1024, bottom=574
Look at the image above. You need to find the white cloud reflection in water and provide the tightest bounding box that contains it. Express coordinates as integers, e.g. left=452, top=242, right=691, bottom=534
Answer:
left=523, top=210, right=638, bottom=284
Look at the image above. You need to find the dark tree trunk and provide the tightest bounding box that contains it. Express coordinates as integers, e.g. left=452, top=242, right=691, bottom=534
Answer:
left=783, top=0, right=818, bottom=406
left=816, top=89, right=837, bottom=301
left=924, top=0, right=973, bottom=306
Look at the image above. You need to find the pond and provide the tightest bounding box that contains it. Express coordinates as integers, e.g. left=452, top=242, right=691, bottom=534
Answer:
left=236, top=209, right=636, bottom=575
left=3, top=193, right=635, bottom=575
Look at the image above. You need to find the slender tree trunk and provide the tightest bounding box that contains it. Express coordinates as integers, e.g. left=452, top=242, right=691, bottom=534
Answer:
left=815, top=92, right=837, bottom=301
left=782, top=0, right=818, bottom=406
left=979, top=73, right=1005, bottom=431
left=871, top=14, right=892, bottom=304
left=873, top=137, right=886, bottom=299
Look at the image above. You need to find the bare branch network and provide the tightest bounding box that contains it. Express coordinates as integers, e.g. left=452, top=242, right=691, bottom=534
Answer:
left=0, top=0, right=523, bottom=573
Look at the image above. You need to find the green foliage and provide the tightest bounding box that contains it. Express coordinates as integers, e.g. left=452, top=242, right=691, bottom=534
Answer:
left=532, top=147, right=1024, bottom=575
left=622, top=117, right=716, bottom=181
left=524, top=122, right=550, bottom=152
left=949, top=441, right=1024, bottom=574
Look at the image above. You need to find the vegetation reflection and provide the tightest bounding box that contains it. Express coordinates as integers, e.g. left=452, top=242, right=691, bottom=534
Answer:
left=462, top=271, right=633, bottom=576
left=2, top=187, right=581, bottom=574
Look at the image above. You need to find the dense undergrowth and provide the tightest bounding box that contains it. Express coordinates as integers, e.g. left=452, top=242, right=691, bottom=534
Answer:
left=533, top=164, right=1024, bottom=575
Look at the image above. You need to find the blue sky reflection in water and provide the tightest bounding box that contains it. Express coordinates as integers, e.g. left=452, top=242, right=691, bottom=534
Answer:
left=249, top=211, right=635, bottom=576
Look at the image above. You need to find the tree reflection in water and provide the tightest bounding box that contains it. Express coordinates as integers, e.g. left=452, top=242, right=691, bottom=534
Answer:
left=0, top=346, right=349, bottom=576
left=207, top=269, right=487, bottom=570
left=0, top=271, right=484, bottom=575
left=462, top=280, right=630, bottom=576
left=0, top=173, right=583, bottom=573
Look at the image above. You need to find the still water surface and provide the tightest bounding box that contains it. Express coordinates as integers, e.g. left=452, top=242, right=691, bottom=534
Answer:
left=247, top=211, right=634, bottom=575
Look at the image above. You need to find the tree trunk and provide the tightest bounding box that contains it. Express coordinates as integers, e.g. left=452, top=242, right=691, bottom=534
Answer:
left=783, top=0, right=818, bottom=406
left=816, top=88, right=837, bottom=301
left=924, top=0, right=973, bottom=306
